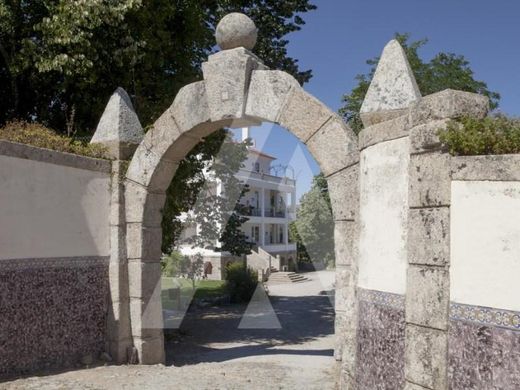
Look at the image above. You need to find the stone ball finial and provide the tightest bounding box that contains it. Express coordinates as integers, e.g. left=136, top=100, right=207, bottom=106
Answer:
left=216, top=13, right=258, bottom=51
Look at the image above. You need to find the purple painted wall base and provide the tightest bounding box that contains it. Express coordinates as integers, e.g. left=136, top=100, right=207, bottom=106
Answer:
left=0, top=257, right=109, bottom=378
left=355, top=289, right=406, bottom=389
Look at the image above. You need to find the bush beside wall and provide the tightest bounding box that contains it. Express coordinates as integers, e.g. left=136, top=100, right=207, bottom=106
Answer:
left=439, top=115, right=520, bottom=156
left=0, top=121, right=107, bottom=159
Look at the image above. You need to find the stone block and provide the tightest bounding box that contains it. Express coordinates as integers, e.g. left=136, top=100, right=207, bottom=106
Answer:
left=130, top=294, right=164, bottom=339
left=133, top=336, right=165, bottom=365
left=405, top=324, right=448, bottom=390
left=245, top=70, right=300, bottom=123
left=359, top=113, right=411, bottom=150
left=125, top=143, right=179, bottom=192
left=125, top=181, right=166, bottom=227
left=202, top=47, right=266, bottom=122
left=327, top=165, right=359, bottom=221
left=360, top=107, right=409, bottom=128
left=409, top=119, right=451, bottom=154
left=406, top=266, right=449, bottom=330
left=408, top=208, right=450, bottom=266
left=126, top=223, right=163, bottom=261
left=278, top=87, right=333, bottom=144
left=334, top=310, right=357, bottom=366
left=128, top=261, right=162, bottom=299
left=334, top=221, right=357, bottom=266
left=451, top=154, right=520, bottom=181
left=109, top=225, right=127, bottom=265
left=404, top=382, right=430, bottom=390
left=409, top=153, right=451, bottom=207
left=110, top=163, right=126, bottom=227
left=410, top=89, right=489, bottom=126
left=306, top=115, right=359, bottom=176
left=335, top=266, right=355, bottom=312
left=171, top=81, right=212, bottom=136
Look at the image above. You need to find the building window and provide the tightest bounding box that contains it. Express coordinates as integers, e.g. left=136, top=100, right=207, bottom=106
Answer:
left=254, top=162, right=260, bottom=173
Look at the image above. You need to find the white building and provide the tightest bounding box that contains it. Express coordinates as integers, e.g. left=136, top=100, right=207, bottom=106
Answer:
left=179, top=128, right=297, bottom=280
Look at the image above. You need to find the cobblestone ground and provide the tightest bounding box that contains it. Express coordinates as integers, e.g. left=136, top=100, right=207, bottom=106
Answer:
left=2, top=271, right=337, bottom=390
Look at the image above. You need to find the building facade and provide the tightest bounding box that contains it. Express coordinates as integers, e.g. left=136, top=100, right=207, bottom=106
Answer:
left=179, top=128, right=297, bottom=280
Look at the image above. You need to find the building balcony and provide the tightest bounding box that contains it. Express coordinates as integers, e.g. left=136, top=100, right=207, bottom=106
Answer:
left=264, top=208, right=286, bottom=218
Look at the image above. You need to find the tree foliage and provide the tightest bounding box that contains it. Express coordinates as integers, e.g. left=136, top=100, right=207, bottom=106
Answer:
left=292, top=173, right=334, bottom=266
left=162, top=130, right=253, bottom=257
left=0, top=0, right=316, bottom=133
left=340, top=33, right=500, bottom=133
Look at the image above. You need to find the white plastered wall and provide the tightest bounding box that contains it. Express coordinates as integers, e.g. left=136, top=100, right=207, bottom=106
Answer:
left=451, top=180, right=520, bottom=311
left=358, top=137, right=409, bottom=294
left=0, top=156, right=111, bottom=259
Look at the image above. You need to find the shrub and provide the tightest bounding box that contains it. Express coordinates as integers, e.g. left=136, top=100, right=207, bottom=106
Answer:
left=438, top=115, right=520, bottom=156
left=0, top=121, right=108, bottom=159
left=225, top=262, right=258, bottom=303
left=161, top=251, right=184, bottom=277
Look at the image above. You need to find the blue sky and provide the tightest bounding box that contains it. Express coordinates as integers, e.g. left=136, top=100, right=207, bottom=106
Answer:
left=240, top=0, right=520, bottom=201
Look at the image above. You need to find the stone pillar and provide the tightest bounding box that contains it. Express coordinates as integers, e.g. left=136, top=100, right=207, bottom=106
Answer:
left=404, top=91, right=489, bottom=390
left=91, top=87, right=145, bottom=363
left=405, top=127, right=451, bottom=390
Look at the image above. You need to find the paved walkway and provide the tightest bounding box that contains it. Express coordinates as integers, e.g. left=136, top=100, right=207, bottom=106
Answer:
left=2, top=271, right=337, bottom=390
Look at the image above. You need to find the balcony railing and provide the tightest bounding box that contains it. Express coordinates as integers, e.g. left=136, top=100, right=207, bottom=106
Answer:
left=265, top=208, right=286, bottom=218
left=239, top=207, right=262, bottom=217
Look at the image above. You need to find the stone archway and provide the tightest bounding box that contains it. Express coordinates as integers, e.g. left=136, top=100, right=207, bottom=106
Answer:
left=123, top=12, right=359, bottom=379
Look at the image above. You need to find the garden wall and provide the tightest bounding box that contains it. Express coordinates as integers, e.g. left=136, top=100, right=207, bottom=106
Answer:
left=0, top=141, right=112, bottom=377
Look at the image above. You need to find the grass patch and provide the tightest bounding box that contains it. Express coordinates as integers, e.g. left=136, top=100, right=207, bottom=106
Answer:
left=161, top=277, right=227, bottom=310
left=0, top=121, right=108, bottom=159
left=439, top=115, right=520, bottom=156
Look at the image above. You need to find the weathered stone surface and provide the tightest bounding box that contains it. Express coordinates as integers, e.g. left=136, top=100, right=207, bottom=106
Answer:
left=128, top=261, right=162, bottom=299
left=130, top=291, right=164, bottom=339
left=405, top=324, right=448, bottom=390
left=0, top=140, right=111, bottom=173
left=335, top=310, right=357, bottom=372
left=410, top=89, right=489, bottom=126
left=359, top=113, right=410, bottom=150
left=409, top=153, right=451, bottom=207
left=360, top=40, right=421, bottom=115
left=410, top=119, right=450, bottom=154
left=406, top=266, right=449, bottom=330
left=306, top=115, right=359, bottom=176
left=133, top=336, right=165, bottom=365
left=334, top=221, right=357, bottom=266
left=360, top=107, right=409, bottom=128
left=91, top=87, right=144, bottom=159
left=245, top=70, right=299, bottom=123
left=327, top=165, right=359, bottom=221
left=278, top=87, right=333, bottom=144
left=126, top=223, right=163, bottom=261
left=404, top=382, right=430, bottom=390
left=202, top=47, right=266, bottom=123
left=126, top=146, right=178, bottom=192
left=451, top=154, right=520, bottom=181
left=215, top=13, right=258, bottom=51
left=335, top=266, right=355, bottom=313
left=408, top=208, right=450, bottom=266
left=171, top=81, right=212, bottom=136
left=125, top=181, right=166, bottom=227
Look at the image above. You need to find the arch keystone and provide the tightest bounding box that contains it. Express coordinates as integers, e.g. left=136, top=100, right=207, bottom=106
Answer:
left=245, top=70, right=300, bottom=123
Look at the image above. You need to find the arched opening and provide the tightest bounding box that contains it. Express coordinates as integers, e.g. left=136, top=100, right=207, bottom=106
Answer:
left=123, top=62, right=359, bottom=373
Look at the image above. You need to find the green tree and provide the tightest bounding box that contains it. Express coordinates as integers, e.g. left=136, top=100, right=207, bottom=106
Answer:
left=162, top=130, right=253, bottom=258
left=340, top=33, right=500, bottom=134
left=0, top=0, right=316, bottom=133
left=293, top=173, right=334, bottom=267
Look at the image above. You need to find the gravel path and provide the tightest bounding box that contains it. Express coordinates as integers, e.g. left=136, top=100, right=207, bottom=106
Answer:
left=2, top=271, right=337, bottom=390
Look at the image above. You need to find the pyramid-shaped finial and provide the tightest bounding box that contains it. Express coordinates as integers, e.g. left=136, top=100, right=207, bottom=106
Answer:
left=360, top=40, right=421, bottom=122
left=91, top=87, right=144, bottom=159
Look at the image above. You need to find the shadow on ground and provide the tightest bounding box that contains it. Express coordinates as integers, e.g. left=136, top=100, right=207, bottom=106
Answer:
left=164, top=292, right=335, bottom=366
